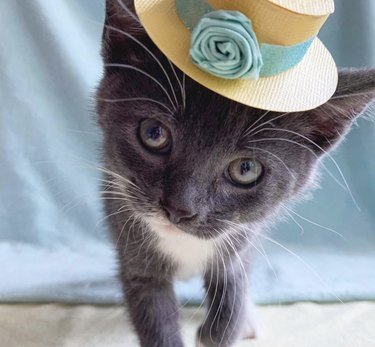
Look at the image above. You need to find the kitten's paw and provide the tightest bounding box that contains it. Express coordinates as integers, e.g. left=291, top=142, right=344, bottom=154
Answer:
left=240, top=301, right=263, bottom=340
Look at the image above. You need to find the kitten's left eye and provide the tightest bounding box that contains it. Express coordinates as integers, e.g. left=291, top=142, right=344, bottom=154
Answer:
left=227, top=158, right=263, bottom=186
left=139, top=119, right=171, bottom=152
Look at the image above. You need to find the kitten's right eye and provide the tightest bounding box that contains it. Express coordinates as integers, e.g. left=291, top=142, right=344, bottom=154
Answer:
left=227, top=158, right=263, bottom=187
left=139, top=119, right=172, bottom=152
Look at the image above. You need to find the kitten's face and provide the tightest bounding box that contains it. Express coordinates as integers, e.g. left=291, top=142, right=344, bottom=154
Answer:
left=97, top=0, right=374, bottom=239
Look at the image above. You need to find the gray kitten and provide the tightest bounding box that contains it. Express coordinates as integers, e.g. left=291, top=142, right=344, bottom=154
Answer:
left=96, top=1, right=375, bottom=346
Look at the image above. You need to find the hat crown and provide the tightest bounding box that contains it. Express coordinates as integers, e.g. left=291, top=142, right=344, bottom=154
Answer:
left=269, top=0, right=335, bottom=16
left=206, top=0, right=334, bottom=45
left=208, top=0, right=335, bottom=16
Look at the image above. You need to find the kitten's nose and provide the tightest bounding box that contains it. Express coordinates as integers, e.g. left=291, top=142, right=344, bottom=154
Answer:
left=161, top=199, right=197, bottom=224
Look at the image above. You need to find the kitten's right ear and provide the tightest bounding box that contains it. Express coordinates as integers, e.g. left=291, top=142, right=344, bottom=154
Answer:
left=102, top=0, right=148, bottom=64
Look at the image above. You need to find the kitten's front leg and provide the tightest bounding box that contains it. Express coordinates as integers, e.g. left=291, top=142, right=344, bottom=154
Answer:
left=121, top=261, right=183, bottom=347
left=197, top=257, right=259, bottom=347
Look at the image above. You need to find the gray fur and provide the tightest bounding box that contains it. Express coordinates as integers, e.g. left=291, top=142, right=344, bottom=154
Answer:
left=96, top=1, right=375, bottom=346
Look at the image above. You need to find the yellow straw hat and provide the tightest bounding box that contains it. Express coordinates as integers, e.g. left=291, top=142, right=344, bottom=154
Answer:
left=134, top=0, right=338, bottom=112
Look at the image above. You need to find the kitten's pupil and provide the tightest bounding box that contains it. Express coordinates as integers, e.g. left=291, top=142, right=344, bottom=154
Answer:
left=240, top=161, right=252, bottom=176
left=148, top=126, right=162, bottom=141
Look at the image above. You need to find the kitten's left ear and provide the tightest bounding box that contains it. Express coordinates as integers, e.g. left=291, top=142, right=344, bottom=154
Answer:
left=297, top=69, right=375, bottom=153
left=102, top=0, right=150, bottom=64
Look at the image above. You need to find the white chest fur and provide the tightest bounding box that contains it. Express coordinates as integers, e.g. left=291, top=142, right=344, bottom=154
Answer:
left=146, top=217, right=217, bottom=280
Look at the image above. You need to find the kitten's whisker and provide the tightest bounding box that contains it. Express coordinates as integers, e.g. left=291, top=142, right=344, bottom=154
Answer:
left=217, top=239, right=235, bottom=345
left=98, top=178, right=144, bottom=196
left=246, top=146, right=296, bottom=179
left=98, top=97, right=174, bottom=115
left=217, top=219, right=276, bottom=280
left=256, top=237, right=280, bottom=282
left=200, top=242, right=220, bottom=345
left=209, top=240, right=227, bottom=338
left=219, top=233, right=247, bottom=345
left=244, top=111, right=290, bottom=138
left=282, top=207, right=305, bottom=235
left=99, top=188, right=149, bottom=205
left=167, top=59, right=185, bottom=110
left=258, top=233, right=344, bottom=304
left=243, top=110, right=270, bottom=136
left=191, top=239, right=216, bottom=329
left=104, top=9, right=180, bottom=108
left=95, top=169, right=145, bottom=194
left=96, top=205, right=133, bottom=227
left=120, top=217, right=135, bottom=252
left=105, top=63, right=177, bottom=109
left=282, top=205, right=345, bottom=239
left=250, top=128, right=360, bottom=210
left=246, top=137, right=347, bottom=191
left=100, top=190, right=141, bottom=199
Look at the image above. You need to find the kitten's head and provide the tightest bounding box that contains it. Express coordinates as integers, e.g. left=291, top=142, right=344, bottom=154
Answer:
left=97, top=0, right=375, bottom=239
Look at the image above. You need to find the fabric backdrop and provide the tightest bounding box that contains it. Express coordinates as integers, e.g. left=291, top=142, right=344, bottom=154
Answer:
left=0, top=0, right=374, bottom=305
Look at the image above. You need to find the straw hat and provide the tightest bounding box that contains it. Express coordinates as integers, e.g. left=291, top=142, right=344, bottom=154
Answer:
left=134, top=0, right=338, bottom=112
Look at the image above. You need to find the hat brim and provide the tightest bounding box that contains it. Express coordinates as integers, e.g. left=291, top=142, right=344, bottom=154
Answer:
left=134, top=0, right=338, bottom=112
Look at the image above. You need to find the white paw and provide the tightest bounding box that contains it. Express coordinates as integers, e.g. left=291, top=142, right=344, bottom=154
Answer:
left=240, top=300, right=263, bottom=339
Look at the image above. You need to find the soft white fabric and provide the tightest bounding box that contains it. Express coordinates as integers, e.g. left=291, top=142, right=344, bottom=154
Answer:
left=1, top=303, right=375, bottom=347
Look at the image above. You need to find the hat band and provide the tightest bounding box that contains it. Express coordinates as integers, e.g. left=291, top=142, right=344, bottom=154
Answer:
left=176, top=0, right=315, bottom=80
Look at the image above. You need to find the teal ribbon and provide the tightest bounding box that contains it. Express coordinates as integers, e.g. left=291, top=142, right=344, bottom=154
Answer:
left=176, top=0, right=315, bottom=79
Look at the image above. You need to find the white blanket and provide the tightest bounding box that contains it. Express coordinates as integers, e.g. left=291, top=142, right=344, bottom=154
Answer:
left=1, top=303, right=374, bottom=347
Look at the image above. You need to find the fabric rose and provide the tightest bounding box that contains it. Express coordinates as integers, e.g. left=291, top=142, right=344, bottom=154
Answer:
left=190, top=10, right=264, bottom=80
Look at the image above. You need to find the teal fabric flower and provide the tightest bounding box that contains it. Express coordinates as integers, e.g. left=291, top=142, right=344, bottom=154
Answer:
left=190, top=10, right=264, bottom=80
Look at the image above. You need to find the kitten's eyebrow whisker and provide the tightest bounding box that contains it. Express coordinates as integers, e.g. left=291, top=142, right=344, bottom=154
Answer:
left=249, top=128, right=360, bottom=211
left=243, top=111, right=290, bottom=138
left=98, top=97, right=174, bottom=115
left=243, top=110, right=270, bottom=136
left=80, top=11, right=180, bottom=110
left=105, top=63, right=177, bottom=110
left=103, top=19, right=180, bottom=108
left=167, top=59, right=186, bottom=110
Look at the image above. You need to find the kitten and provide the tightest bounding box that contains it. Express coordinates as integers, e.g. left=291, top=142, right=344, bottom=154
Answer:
left=96, top=1, right=375, bottom=346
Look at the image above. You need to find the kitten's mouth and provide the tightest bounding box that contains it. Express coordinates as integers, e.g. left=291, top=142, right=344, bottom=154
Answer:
left=144, top=212, right=218, bottom=240
left=145, top=215, right=185, bottom=236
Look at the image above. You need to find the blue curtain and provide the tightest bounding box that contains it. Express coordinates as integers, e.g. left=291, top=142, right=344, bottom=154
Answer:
left=0, top=0, right=374, bottom=304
